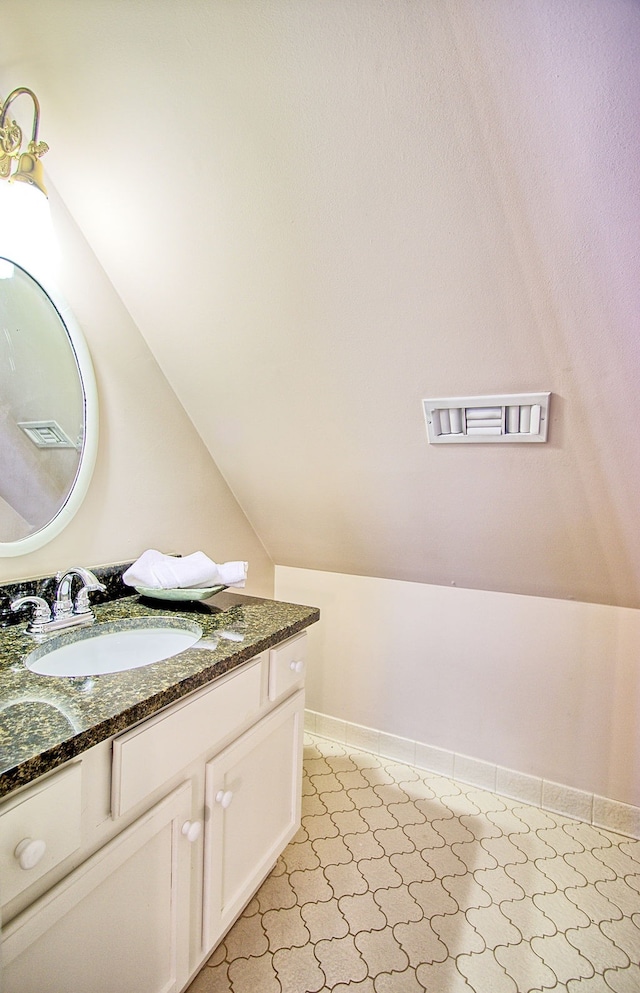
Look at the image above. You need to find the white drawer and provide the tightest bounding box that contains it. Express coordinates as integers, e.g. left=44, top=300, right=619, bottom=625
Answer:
left=268, top=632, right=307, bottom=702
left=112, top=658, right=263, bottom=817
left=0, top=763, right=82, bottom=907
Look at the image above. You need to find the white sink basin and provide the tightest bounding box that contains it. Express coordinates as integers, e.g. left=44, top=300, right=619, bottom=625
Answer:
left=26, top=618, right=203, bottom=677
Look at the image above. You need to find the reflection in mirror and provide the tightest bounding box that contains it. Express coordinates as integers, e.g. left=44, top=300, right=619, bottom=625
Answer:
left=0, top=257, right=98, bottom=555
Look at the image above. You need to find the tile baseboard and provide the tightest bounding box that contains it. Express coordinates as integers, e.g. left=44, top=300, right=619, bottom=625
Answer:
left=304, top=709, right=640, bottom=840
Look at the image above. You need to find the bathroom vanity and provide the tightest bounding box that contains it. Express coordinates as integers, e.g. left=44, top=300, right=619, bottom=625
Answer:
left=0, top=591, right=319, bottom=991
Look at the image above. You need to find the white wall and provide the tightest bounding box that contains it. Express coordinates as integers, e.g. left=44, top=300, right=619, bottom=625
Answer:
left=3, top=1, right=639, bottom=608
left=276, top=567, right=640, bottom=810
left=0, top=187, right=274, bottom=594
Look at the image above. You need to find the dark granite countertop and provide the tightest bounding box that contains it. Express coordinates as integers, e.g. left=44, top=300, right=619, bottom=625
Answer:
left=0, top=591, right=319, bottom=800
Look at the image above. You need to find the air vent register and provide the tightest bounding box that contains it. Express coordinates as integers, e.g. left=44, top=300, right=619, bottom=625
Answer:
left=423, top=393, right=550, bottom=444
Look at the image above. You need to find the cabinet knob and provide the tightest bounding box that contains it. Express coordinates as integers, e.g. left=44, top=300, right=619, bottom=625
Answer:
left=215, top=789, right=234, bottom=809
left=14, top=838, right=47, bottom=870
left=289, top=660, right=305, bottom=674
left=181, top=820, right=202, bottom=843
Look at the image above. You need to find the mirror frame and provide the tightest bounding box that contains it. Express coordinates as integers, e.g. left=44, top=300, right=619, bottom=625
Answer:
left=0, top=258, right=99, bottom=556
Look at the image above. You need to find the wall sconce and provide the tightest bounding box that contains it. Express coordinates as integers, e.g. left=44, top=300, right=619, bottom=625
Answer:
left=0, top=86, right=58, bottom=283
left=0, top=87, right=49, bottom=198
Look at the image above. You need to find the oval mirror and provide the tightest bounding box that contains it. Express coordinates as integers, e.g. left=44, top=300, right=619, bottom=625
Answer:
left=0, top=257, right=98, bottom=555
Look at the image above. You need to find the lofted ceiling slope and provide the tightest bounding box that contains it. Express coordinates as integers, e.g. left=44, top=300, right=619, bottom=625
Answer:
left=2, top=0, right=640, bottom=607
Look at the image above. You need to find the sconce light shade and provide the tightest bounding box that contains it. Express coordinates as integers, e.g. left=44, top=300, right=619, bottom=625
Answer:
left=11, top=150, right=48, bottom=196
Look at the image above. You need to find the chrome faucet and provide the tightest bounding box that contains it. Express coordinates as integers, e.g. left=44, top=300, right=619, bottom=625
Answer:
left=54, top=567, right=106, bottom=621
left=11, top=567, right=106, bottom=638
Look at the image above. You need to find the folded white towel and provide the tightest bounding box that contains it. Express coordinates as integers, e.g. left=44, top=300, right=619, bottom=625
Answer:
left=122, top=549, right=248, bottom=589
left=214, top=560, right=249, bottom=587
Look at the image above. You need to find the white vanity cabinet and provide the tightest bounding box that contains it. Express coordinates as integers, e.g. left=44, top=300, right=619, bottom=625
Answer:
left=0, top=630, right=308, bottom=993
left=2, top=782, right=192, bottom=993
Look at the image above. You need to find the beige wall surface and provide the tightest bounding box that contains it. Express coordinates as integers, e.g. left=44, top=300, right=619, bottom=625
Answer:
left=0, top=190, right=274, bottom=594
left=276, top=566, right=640, bottom=809
left=1, top=1, right=639, bottom=607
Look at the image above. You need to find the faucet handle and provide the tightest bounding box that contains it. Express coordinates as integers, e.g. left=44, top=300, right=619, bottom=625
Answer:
left=10, top=596, right=53, bottom=632
left=74, top=583, right=106, bottom=615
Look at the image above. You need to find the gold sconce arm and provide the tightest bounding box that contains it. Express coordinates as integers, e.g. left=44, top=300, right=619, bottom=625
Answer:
left=0, top=87, right=49, bottom=196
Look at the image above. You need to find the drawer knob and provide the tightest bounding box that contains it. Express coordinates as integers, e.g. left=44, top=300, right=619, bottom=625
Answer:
left=181, top=820, right=202, bottom=843
left=14, top=838, right=47, bottom=870
left=215, top=789, right=234, bottom=809
left=289, top=660, right=305, bottom=674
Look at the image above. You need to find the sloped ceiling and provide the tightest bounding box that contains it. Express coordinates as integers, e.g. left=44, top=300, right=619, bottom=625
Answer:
left=2, top=0, right=639, bottom=607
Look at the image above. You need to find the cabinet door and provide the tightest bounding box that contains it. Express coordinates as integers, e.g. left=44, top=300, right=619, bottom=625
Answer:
left=2, top=782, right=192, bottom=993
left=203, top=690, right=304, bottom=951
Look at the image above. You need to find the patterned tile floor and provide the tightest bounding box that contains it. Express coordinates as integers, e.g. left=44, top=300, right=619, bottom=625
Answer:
left=188, top=735, right=640, bottom=992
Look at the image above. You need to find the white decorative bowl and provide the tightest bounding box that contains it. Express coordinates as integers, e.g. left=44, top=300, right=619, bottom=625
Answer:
left=134, top=585, right=227, bottom=602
